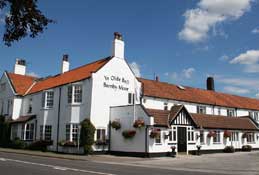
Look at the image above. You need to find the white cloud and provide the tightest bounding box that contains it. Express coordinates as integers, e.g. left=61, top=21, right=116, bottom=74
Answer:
left=223, top=86, right=250, bottom=94
left=179, top=0, right=253, bottom=43
left=183, top=68, right=196, bottom=79
left=219, top=55, right=229, bottom=61
left=26, top=72, right=39, bottom=78
left=252, top=28, right=259, bottom=34
left=129, top=62, right=141, bottom=77
left=230, top=50, right=259, bottom=73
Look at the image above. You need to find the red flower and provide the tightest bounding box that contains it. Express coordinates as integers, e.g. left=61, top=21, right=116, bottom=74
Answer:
left=224, top=130, right=231, bottom=138
left=133, top=119, right=145, bottom=128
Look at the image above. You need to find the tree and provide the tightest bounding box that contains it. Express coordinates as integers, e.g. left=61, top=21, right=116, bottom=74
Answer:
left=80, top=119, right=96, bottom=155
left=0, top=0, right=53, bottom=46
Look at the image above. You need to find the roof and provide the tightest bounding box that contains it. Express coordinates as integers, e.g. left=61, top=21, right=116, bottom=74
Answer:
left=139, top=78, right=259, bottom=111
left=7, top=57, right=111, bottom=95
left=192, top=113, right=258, bottom=131
left=9, top=115, right=36, bottom=124
left=146, top=106, right=259, bottom=131
left=6, top=73, right=36, bottom=95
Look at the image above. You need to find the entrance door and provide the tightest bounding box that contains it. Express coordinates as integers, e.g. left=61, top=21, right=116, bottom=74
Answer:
left=177, top=127, right=187, bottom=152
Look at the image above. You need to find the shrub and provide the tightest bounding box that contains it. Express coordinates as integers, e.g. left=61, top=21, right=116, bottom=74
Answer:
left=0, top=116, right=11, bottom=147
left=27, top=140, right=53, bottom=152
left=111, top=121, right=121, bottom=130
left=242, top=145, right=252, bottom=152
left=223, top=146, right=235, bottom=153
left=223, top=130, right=231, bottom=138
left=80, top=119, right=96, bottom=155
left=10, top=137, right=27, bottom=149
left=149, top=128, right=161, bottom=139
left=122, top=130, right=136, bottom=139
left=133, top=119, right=145, bottom=128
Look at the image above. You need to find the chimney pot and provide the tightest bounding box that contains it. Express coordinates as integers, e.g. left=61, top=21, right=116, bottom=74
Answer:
left=14, top=58, right=26, bottom=75
left=63, top=54, right=69, bottom=62
left=112, top=32, right=124, bottom=59
left=114, top=32, right=123, bottom=41
left=207, top=77, right=215, bottom=91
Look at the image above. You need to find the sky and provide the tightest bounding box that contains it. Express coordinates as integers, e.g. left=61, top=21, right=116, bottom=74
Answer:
left=0, top=0, right=259, bottom=98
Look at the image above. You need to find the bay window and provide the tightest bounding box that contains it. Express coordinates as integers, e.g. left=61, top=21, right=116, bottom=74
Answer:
left=68, top=85, right=83, bottom=104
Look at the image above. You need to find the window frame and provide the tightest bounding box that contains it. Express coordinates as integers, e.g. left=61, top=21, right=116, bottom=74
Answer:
left=168, top=127, right=177, bottom=142
left=67, top=84, right=83, bottom=104
left=66, top=123, right=79, bottom=142
left=22, top=123, right=34, bottom=141
left=227, top=109, right=235, bottom=117
left=96, top=128, right=106, bottom=142
left=187, top=127, right=194, bottom=142
left=247, top=133, right=255, bottom=143
left=230, top=131, right=239, bottom=142
left=42, top=90, right=54, bottom=109
left=155, top=131, right=162, bottom=144
left=213, top=131, right=221, bottom=144
left=197, top=106, right=206, bottom=114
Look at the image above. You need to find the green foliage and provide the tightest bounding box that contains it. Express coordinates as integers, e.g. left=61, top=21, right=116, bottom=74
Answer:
left=223, top=146, right=235, bottom=153
left=242, top=145, right=252, bottom=152
left=27, top=140, right=53, bottom=152
left=0, top=0, right=54, bottom=46
left=0, top=116, right=11, bottom=147
left=80, top=119, right=96, bottom=154
left=10, top=137, right=27, bottom=149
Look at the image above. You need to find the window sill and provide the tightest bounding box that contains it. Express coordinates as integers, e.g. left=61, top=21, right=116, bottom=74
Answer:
left=67, top=103, right=83, bottom=107
left=41, top=107, right=53, bottom=111
left=155, top=143, right=162, bottom=145
left=213, top=142, right=221, bottom=144
left=247, top=142, right=256, bottom=144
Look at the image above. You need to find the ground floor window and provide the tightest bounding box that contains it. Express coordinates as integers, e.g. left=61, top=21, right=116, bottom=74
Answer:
left=96, top=129, right=106, bottom=142
left=155, top=131, right=161, bottom=144
left=213, top=131, right=221, bottom=144
left=230, top=132, right=239, bottom=141
left=247, top=133, right=255, bottom=143
left=188, top=127, right=194, bottom=141
left=40, top=125, right=52, bottom=141
left=21, top=123, right=34, bottom=141
left=66, top=124, right=79, bottom=142
left=168, top=127, right=176, bottom=142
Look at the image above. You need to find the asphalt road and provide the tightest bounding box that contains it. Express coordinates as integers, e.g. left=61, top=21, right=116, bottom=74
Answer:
left=0, top=152, right=225, bottom=175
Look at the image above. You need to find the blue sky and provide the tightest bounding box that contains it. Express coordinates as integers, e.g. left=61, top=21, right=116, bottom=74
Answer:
left=1, top=0, right=259, bottom=98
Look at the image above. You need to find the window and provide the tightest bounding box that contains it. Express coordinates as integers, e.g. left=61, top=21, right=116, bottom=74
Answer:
left=22, top=123, right=34, bottom=141
left=197, top=106, right=206, bottom=114
left=247, top=133, right=255, bottom=143
left=213, top=131, right=221, bottom=143
left=66, top=124, right=79, bottom=142
left=168, top=127, right=176, bottom=142
left=230, top=132, right=239, bottom=142
left=188, top=127, right=194, bottom=141
left=227, top=109, right=235, bottom=117
left=28, top=98, right=32, bottom=113
left=164, top=103, right=168, bottom=110
left=12, top=124, right=18, bottom=139
left=40, top=125, right=52, bottom=140
left=96, top=129, right=106, bottom=141
left=68, top=85, right=83, bottom=104
left=42, top=91, right=54, bottom=108
left=128, top=93, right=135, bottom=104
left=155, top=131, right=161, bottom=144
left=200, top=130, right=204, bottom=144
left=45, top=125, right=52, bottom=141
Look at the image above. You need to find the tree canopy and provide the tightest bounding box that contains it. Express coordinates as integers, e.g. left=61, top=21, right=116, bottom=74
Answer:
left=0, top=0, right=53, bottom=46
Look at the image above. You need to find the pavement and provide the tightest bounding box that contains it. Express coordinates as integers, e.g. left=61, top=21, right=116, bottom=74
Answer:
left=0, top=148, right=259, bottom=175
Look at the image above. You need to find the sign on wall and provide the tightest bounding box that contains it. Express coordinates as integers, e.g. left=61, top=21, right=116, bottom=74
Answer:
left=103, top=75, right=130, bottom=91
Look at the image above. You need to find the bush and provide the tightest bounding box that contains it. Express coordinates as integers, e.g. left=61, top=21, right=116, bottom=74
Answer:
left=223, top=146, right=235, bottom=153
left=27, top=140, right=53, bottom=152
left=0, top=116, right=11, bottom=147
left=10, top=137, right=27, bottom=149
left=80, top=119, right=96, bottom=155
left=242, top=145, right=252, bottom=152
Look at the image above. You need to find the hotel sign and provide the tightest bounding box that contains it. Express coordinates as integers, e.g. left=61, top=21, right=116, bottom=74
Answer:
left=103, top=75, right=129, bottom=91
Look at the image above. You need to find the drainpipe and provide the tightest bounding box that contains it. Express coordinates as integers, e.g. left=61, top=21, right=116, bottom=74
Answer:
left=145, top=125, right=150, bottom=157
left=56, top=87, right=62, bottom=152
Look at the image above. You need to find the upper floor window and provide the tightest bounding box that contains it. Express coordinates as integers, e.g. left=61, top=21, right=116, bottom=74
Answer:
left=227, top=109, right=235, bottom=117
left=197, top=106, right=206, bottom=114
left=42, top=91, right=54, bottom=108
left=27, top=98, right=32, bottom=114
left=68, top=85, right=82, bottom=104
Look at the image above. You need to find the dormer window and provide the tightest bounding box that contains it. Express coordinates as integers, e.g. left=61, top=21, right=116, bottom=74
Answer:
left=68, top=85, right=83, bottom=104
left=227, top=109, right=235, bottom=117
left=197, top=106, right=206, bottom=114
left=42, top=91, right=54, bottom=109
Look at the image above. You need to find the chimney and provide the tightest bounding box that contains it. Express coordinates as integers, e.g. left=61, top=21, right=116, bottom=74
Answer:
left=207, top=77, right=215, bottom=91
left=14, top=59, right=26, bottom=75
left=155, top=76, right=159, bottom=82
left=112, top=32, right=124, bottom=59
left=61, top=54, right=70, bottom=73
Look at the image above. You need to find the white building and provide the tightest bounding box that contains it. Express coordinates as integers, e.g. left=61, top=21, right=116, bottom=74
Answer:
left=0, top=33, right=259, bottom=156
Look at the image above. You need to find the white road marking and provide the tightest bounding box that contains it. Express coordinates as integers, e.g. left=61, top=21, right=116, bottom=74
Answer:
left=0, top=157, right=116, bottom=175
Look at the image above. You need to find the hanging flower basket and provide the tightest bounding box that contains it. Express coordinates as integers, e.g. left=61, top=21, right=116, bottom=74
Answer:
left=150, top=128, right=161, bottom=139
left=133, top=119, right=145, bottom=128
left=122, top=130, right=136, bottom=139
left=207, top=131, right=216, bottom=138
left=95, top=139, right=108, bottom=146
left=111, top=121, right=121, bottom=130
left=224, top=130, right=231, bottom=138
left=242, top=132, right=248, bottom=139
left=58, top=140, right=77, bottom=147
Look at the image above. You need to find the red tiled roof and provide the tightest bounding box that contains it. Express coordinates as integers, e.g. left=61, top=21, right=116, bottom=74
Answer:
left=7, top=57, right=111, bottom=95
left=191, top=113, right=258, bottom=131
left=139, top=78, right=259, bottom=111
left=7, top=73, right=36, bottom=95
left=146, top=107, right=258, bottom=131
left=9, top=115, right=36, bottom=123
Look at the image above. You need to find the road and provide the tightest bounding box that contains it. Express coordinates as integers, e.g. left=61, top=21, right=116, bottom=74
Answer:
left=0, top=152, right=225, bottom=175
